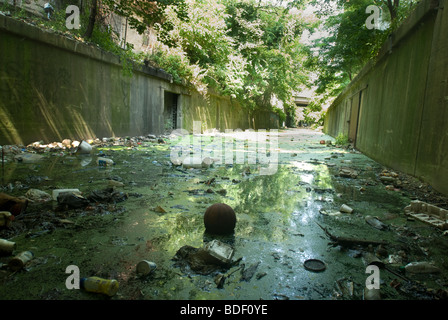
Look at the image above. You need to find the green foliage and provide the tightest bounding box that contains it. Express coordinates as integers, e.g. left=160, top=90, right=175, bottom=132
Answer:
left=307, top=0, right=416, bottom=101
left=220, top=0, right=311, bottom=113
left=102, top=0, right=189, bottom=35
left=274, top=107, right=287, bottom=126
left=147, top=45, right=206, bottom=90
left=147, top=0, right=312, bottom=116
left=335, top=132, right=349, bottom=145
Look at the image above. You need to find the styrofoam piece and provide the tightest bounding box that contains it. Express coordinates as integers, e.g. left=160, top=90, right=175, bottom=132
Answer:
left=404, top=200, right=448, bottom=230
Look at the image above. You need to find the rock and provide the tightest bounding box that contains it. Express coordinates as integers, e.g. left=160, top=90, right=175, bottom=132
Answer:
left=108, top=180, right=124, bottom=187
left=240, top=261, right=260, bottom=282
left=339, top=167, right=358, bottom=178
left=204, top=203, right=236, bottom=235
left=61, top=139, right=72, bottom=148
left=182, top=157, right=212, bottom=169
left=88, top=188, right=128, bottom=204
left=380, top=176, right=395, bottom=183
left=57, top=192, right=89, bottom=209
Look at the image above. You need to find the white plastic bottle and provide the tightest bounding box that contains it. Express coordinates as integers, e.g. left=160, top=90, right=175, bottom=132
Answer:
left=403, top=262, right=441, bottom=274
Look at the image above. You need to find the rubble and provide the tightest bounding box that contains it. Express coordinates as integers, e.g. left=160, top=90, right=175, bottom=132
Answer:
left=338, top=167, right=358, bottom=178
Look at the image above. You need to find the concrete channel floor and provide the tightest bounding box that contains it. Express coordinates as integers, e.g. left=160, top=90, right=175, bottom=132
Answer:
left=0, top=128, right=448, bottom=301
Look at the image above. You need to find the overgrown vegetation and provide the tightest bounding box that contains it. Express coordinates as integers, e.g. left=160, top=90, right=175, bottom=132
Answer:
left=335, top=132, right=349, bottom=146
left=146, top=0, right=315, bottom=123
left=306, top=0, right=417, bottom=103
left=1, top=0, right=418, bottom=124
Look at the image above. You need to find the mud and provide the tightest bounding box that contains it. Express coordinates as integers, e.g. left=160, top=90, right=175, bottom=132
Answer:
left=0, top=128, right=447, bottom=300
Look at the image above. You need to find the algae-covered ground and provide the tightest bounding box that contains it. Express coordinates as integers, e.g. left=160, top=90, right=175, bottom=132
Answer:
left=1, top=128, right=448, bottom=300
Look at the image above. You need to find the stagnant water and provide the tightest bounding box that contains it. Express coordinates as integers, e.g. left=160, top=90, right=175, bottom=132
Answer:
left=0, top=128, right=447, bottom=300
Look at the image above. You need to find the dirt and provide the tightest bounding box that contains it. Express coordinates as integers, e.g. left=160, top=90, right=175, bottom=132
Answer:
left=1, top=128, right=448, bottom=300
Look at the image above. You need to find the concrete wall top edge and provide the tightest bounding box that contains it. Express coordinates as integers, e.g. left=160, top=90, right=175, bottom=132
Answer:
left=327, top=0, right=440, bottom=112
left=0, top=14, right=173, bottom=82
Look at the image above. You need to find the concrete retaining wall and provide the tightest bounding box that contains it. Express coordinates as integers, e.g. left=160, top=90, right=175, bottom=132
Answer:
left=0, top=14, right=278, bottom=146
left=324, top=0, right=448, bottom=195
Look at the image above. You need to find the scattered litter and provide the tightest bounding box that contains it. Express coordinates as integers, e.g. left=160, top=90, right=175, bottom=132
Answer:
left=97, top=157, right=115, bottom=166
left=76, top=140, right=92, bottom=154
left=88, top=187, right=128, bottom=204
left=153, top=205, right=167, bottom=213
left=404, top=200, right=448, bottom=230
left=340, top=204, right=354, bottom=214
left=335, top=278, right=354, bottom=298
left=173, top=242, right=237, bottom=275
left=316, top=222, right=387, bottom=247
left=25, top=189, right=52, bottom=202
left=0, top=238, right=15, bottom=255
left=204, top=240, right=234, bottom=265
left=108, top=179, right=124, bottom=187
left=14, top=153, right=44, bottom=163
left=136, top=260, right=157, bottom=276
left=57, top=192, right=89, bottom=209
left=80, top=277, right=119, bottom=296
left=319, top=209, right=340, bottom=216
left=52, top=189, right=81, bottom=201
left=339, top=167, right=358, bottom=178
left=0, top=212, right=13, bottom=228
left=304, top=259, right=326, bottom=272
left=8, top=251, right=34, bottom=271
left=365, top=215, right=388, bottom=230
left=0, top=193, right=28, bottom=216
left=240, top=261, right=260, bottom=281
left=380, top=176, right=395, bottom=183
left=402, top=261, right=441, bottom=274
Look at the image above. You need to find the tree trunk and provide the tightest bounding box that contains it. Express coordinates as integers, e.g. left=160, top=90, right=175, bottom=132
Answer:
left=83, top=0, right=98, bottom=39
left=386, top=0, right=400, bottom=21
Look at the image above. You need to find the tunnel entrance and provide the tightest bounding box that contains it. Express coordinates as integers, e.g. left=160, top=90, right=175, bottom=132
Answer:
left=164, top=91, right=180, bottom=131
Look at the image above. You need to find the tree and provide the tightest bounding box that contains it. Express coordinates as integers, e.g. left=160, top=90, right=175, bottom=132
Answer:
left=83, top=0, right=189, bottom=39
left=151, top=0, right=312, bottom=122
left=222, top=0, right=311, bottom=119
left=307, top=0, right=415, bottom=99
left=83, top=0, right=97, bottom=38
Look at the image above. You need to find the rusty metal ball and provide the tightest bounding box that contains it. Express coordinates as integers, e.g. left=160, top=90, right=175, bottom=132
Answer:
left=204, top=203, right=236, bottom=235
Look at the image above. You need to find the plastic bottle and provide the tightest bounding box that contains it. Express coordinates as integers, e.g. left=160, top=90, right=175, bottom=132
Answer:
left=8, top=251, right=34, bottom=271
left=0, top=239, right=16, bottom=255
left=80, top=277, right=119, bottom=296
left=97, top=157, right=114, bottom=167
left=402, top=262, right=441, bottom=274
